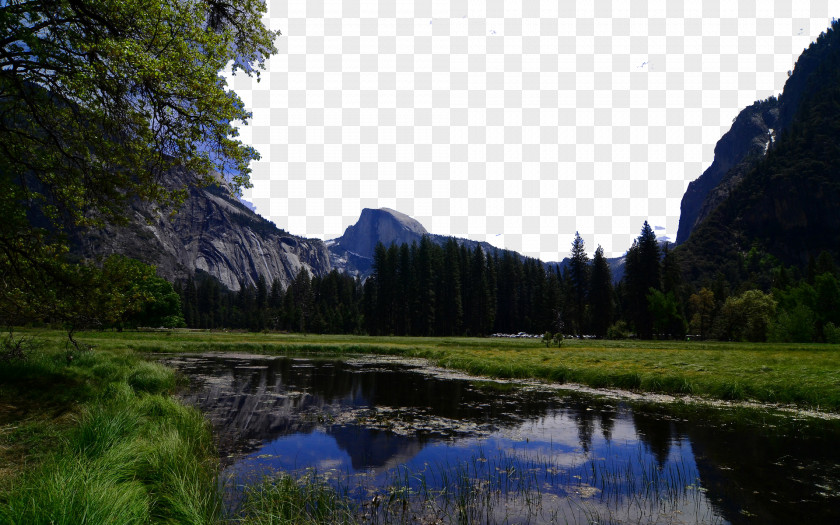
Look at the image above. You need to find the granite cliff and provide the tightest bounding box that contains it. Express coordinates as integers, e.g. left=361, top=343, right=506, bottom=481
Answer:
left=677, top=20, right=840, bottom=281
left=78, top=168, right=330, bottom=291
left=675, top=98, right=779, bottom=244
left=328, top=208, right=518, bottom=278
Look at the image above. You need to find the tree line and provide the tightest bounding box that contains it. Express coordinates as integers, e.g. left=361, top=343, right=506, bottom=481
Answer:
left=174, top=221, right=840, bottom=344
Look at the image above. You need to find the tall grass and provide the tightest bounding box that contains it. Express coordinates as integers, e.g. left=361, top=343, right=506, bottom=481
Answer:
left=0, top=345, right=220, bottom=524
left=237, top=473, right=357, bottom=525
left=233, top=447, right=723, bottom=525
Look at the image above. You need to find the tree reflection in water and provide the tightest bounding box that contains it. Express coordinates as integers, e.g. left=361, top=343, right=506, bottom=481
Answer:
left=161, top=353, right=840, bottom=524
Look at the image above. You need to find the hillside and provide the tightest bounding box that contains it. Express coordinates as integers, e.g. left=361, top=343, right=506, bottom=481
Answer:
left=678, top=20, right=840, bottom=284
left=675, top=98, right=779, bottom=245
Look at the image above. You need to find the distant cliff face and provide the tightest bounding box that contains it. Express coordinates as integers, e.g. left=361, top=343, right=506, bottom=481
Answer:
left=335, top=208, right=428, bottom=257
left=79, top=169, right=330, bottom=291
left=328, top=208, right=430, bottom=277
left=676, top=98, right=779, bottom=244
left=678, top=20, right=840, bottom=280
left=329, top=207, right=503, bottom=278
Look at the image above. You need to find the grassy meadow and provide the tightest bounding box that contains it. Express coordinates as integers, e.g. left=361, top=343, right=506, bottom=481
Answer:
left=2, top=329, right=839, bottom=523
left=12, top=329, right=840, bottom=411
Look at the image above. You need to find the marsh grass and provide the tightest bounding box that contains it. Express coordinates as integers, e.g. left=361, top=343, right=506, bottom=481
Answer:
left=234, top=447, right=720, bottom=525
left=237, top=473, right=357, bottom=525
left=0, top=344, right=220, bottom=524
left=34, top=329, right=837, bottom=410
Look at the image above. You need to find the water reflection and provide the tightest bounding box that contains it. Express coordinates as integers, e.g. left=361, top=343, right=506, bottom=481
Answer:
left=161, top=353, right=840, bottom=524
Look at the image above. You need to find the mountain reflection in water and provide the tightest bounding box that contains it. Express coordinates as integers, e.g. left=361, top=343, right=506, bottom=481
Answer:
left=161, top=353, right=840, bottom=524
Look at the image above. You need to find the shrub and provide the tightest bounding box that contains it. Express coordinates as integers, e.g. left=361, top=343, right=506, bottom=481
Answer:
left=824, top=322, right=840, bottom=344
left=542, top=331, right=552, bottom=347
left=606, top=320, right=632, bottom=339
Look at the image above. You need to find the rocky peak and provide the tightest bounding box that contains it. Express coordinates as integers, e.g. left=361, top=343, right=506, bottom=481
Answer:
left=334, top=208, right=428, bottom=260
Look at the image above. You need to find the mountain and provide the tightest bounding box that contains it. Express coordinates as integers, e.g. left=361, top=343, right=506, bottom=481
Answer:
left=76, top=168, right=330, bottom=291
left=676, top=98, right=779, bottom=244
left=328, top=207, right=626, bottom=282
left=678, top=20, right=840, bottom=282
left=327, top=207, right=503, bottom=277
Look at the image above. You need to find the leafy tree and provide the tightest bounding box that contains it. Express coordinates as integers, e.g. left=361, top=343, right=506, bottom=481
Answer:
left=815, top=251, right=838, bottom=277
left=814, top=272, right=840, bottom=334
left=646, top=288, right=687, bottom=339
left=688, top=288, right=715, bottom=339
left=717, top=290, right=777, bottom=342
left=769, top=304, right=816, bottom=342
left=1, top=0, right=276, bottom=324
left=94, top=255, right=184, bottom=329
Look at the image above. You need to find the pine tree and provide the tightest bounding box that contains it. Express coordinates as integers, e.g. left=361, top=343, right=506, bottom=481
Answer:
left=468, top=246, right=492, bottom=335
left=438, top=239, right=463, bottom=335
left=416, top=236, right=437, bottom=335
left=568, top=232, right=590, bottom=335
left=589, top=246, right=613, bottom=338
left=624, top=221, right=661, bottom=339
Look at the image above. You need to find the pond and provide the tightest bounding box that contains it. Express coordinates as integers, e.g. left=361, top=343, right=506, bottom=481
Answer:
left=160, top=353, right=840, bottom=524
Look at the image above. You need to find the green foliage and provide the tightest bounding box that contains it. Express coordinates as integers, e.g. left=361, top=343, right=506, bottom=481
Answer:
left=0, top=344, right=219, bottom=524
left=717, top=290, right=777, bottom=342
left=624, top=222, right=661, bottom=339
left=589, top=246, right=614, bottom=337
left=646, top=288, right=687, bottom=339
left=824, top=322, right=840, bottom=344
left=1, top=0, right=276, bottom=325
left=769, top=304, right=816, bottom=343
left=688, top=288, right=716, bottom=339
left=606, top=320, right=632, bottom=339
left=567, top=232, right=590, bottom=335
left=542, top=331, right=564, bottom=347
left=100, top=256, right=185, bottom=329
left=0, top=328, right=39, bottom=362
left=239, top=474, right=356, bottom=525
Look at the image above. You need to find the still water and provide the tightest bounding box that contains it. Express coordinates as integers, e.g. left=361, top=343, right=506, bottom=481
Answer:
left=160, top=353, right=840, bottom=524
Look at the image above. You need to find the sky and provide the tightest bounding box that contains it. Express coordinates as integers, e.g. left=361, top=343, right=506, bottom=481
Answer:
left=228, top=0, right=839, bottom=262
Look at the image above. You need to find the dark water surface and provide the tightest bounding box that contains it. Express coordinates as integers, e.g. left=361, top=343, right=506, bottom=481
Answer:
left=160, top=353, right=840, bottom=524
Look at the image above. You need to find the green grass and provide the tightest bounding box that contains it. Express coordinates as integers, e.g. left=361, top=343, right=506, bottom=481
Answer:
left=238, top=473, right=357, bottom=525
left=0, top=342, right=219, bottom=524
left=1, top=329, right=837, bottom=523
left=25, top=328, right=840, bottom=412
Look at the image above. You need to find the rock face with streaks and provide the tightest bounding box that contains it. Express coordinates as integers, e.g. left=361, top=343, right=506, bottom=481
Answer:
left=676, top=98, right=779, bottom=245
left=678, top=20, right=840, bottom=279
left=77, top=168, right=330, bottom=291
